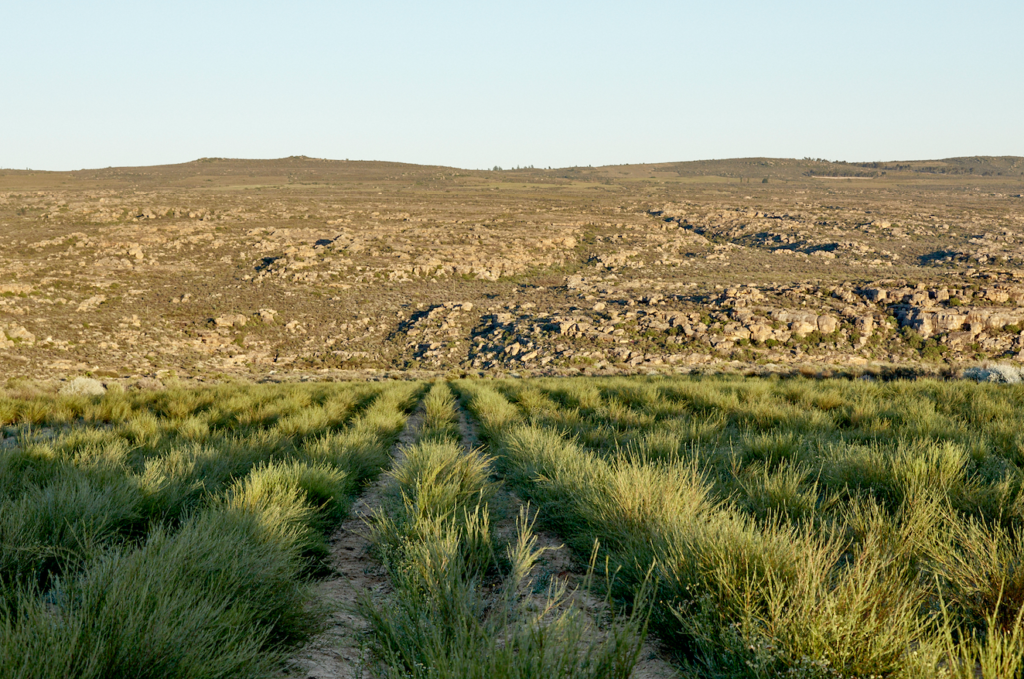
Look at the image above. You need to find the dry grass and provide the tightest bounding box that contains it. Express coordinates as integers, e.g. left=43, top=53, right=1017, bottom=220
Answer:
left=462, top=375, right=1024, bottom=678
left=0, top=381, right=420, bottom=678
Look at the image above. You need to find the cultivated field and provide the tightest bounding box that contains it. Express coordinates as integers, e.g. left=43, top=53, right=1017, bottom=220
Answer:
left=461, top=376, right=1024, bottom=678
left=0, top=380, right=419, bottom=677
left=3, top=375, right=1024, bottom=677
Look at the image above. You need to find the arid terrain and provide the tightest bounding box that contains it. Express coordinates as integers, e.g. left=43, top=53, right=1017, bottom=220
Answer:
left=2, top=155, right=1023, bottom=385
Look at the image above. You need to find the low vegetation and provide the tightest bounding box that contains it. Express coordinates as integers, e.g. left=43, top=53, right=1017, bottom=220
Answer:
left=3, top=156, right=1024, bottom=381
left=459, top=375, right=1024, bottom=678
left=5, top=373, right=1024, bottom=677
left=361, top=381, right=650, bottom=678
left=0, top=381, right=420, bottom=678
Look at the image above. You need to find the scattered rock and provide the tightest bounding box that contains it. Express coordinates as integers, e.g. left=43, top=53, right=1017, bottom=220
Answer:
left=214, top=313, right=248, bottom=328
left=76, top=295, right=106, bottom=312
left=1, top=325, right=36, bottom=345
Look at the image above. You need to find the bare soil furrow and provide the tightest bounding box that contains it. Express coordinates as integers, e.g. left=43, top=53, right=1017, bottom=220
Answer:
left=284, top=406, right=425, bottom=679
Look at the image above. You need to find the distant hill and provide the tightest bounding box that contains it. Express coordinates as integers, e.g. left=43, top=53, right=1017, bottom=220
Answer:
left=0, top=156, right=464, bottom=190
left=595, top=156, right=1024, bottom=181
left=2, top=155, right=1021, bottom=189
left=68, top=156, right=460, bottom=186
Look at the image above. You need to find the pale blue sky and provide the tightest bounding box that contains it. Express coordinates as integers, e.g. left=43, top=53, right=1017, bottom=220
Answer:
left=2, top=0, right=1022, bottom=171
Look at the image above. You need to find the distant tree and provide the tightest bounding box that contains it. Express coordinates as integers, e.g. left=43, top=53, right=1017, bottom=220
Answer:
left=762, top=177, right=770, bottom=184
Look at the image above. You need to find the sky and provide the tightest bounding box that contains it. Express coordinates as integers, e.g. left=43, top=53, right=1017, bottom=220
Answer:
left=2, top=0, right=1022, bottom=171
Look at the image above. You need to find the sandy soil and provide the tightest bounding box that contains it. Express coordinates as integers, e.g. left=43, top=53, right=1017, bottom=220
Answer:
left=283, top=407, right=424, bottom=679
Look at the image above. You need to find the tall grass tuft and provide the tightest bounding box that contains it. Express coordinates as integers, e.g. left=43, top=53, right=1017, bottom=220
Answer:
left=0, top=379, right=422, bottom=677
left=420, top=381, right=461, bottom=443
left=0, top=504, right=320, bottom=678
left=363, top=386, right=650, bottom=678
left=464, top=379, right=1024, bottom=677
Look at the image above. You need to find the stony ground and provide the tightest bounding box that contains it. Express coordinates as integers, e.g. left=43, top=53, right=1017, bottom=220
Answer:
left=1, top=155, right=1023, bottom=386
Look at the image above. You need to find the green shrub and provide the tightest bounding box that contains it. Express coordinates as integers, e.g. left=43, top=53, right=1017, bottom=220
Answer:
left=461, top=378, right=1024, bottom=676
left=0, top=506, right=320, bottom=679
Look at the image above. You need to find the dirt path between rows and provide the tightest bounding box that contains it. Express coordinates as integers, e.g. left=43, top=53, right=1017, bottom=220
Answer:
left=286, top=394, right=680, bottom=678
left=283, top=406, right=425, bottom=679
left=453, top=404, right=680, bottom=679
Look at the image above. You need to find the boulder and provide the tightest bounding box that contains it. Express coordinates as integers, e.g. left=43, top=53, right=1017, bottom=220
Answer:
left=791, top=321, right=817, bottom=337
left=984, top=289, right=1010, bottom=303
left=772, top=309, right=819, bottom=325
left=966, top=310, right=992, bottom=331
left=946, top=331, right=976, bottom=348
left=667, top=313, right=688, bottom=327
left=748, top=323, right=772, bottom=343
left=816, top=315, right=838, bottom=334
left=76, top=295, right=106, bottom=312
left=861, top=288, right=887, bottom=303
left=722, top=323, right=751, bottom=341
left=214, top=314, right=248, bottom=328
left=933, top=312, right=967, bottom=333
left=854, top=316, right=874, bottom=343
left=985, top=312, right=1022, bottom=331
left=3, top=325, right=35, bottom=345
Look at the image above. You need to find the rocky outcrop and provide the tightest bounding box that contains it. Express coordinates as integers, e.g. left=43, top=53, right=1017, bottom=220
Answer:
left=0, top=324, right=35, bottom=347
left=897, top=307, right=1024, bottom=338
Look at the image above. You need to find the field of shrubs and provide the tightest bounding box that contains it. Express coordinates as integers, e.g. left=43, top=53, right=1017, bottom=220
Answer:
left=0, top=381, right=420, bottom=677
left=459, top=376, right=1024, bottom=678
left=3, top=375, right=1024, bottom=677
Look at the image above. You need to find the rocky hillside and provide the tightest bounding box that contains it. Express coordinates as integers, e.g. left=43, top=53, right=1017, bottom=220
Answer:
left=1, top=156, right=1023, bottom=384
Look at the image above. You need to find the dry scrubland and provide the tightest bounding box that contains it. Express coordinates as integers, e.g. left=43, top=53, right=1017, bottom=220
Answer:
left=1, top=155, right=1024, bottom=384
left=4, top=375, right=1024, bottom=677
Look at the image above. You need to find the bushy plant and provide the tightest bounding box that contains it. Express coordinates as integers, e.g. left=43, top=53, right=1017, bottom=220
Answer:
left=964, top=364, right=1024, bottom=384
left=460, top=376, right=1024, bottom=677
left=0, top=380, right=421, bottom=676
